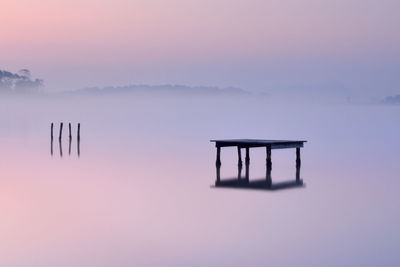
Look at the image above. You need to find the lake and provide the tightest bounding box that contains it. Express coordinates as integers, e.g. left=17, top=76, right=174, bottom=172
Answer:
left=0, top=94, right=399, bottom=266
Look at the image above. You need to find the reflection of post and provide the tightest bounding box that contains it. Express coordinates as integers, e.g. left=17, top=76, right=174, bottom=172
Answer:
left=245, top=162, right=250, bottom=181
left=77, top=123, right=81, bottom=157
left=215, top=146, right=221, bottom=184
left=216, top=166, right=221, bottom=185
left=68, top=136, right=72, bottom=155
left=245, top=147, right=250, bottom=165
left=51, top=123, right=54, bottom=139
left=296, top=165, right=301, bottom=183
left=77, top=137, right=80, bottom=157
left=245, top=147, right=250, bottom=181
left=69, top=123, right=72, bottom=139
left=59, top=138, right=63, bottom=157
left=237, top=164, right=242, bottom=180
left=266, top=165, right=272, bottom=188
left=50, top=136, right=53, bottom=156
left=237, top=147, right=242, bottom=167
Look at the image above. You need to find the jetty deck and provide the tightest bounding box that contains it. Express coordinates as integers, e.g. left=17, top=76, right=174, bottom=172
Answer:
left=210, top=139, right=307, bottom=190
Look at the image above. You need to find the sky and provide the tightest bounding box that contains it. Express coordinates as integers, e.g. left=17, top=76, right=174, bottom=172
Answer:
left=1, top=0, right=399, bottom=99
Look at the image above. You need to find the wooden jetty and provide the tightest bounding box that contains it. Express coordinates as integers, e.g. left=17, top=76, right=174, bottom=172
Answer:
left=210, top=139, right=307, bottom=190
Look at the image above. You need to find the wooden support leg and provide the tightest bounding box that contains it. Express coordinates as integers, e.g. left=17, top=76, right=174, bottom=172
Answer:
left=237, top=147, right=243, bottom=180
left=296, top=148, right=301, bottom=183
left=245, top=147, right=250, bottom=165
left=215, top=146, right=221, bottom=184
left=296, top=148, right=301, bottom=168
left=266, top=146, right=272, bottom=169
left=266, top=146, right=272, bottom=187
left=245, top=147, right=250, bottom=181
left=237, top=147, right=242, bottom=167
left=216, top=146, right=221, bottom=167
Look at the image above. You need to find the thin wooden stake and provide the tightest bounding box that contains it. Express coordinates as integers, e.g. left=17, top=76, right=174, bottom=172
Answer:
left=59, top=122, right=63, bottom=140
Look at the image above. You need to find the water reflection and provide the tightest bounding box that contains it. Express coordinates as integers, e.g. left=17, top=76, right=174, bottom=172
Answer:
left=69, top=137, right=72, bottom=156
left=215, top=151, right=304, bottom=191
left=59, top=139, right=63, bottom=158
left=50, top=137, right=53, bottom=156
left=77, top=136, right=80, bottom=157
left=237, top=164, right=243, bottom=180
left=50, top=133, right=80, bottom=158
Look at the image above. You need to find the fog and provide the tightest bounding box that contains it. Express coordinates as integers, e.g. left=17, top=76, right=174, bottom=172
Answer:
left=0, top=93, right=399, bottom=266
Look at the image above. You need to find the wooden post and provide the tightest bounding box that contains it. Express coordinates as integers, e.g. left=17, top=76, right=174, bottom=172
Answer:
left=296, top=148, right=301, bottom=168
left=266, top=145, right=272, bottom=169
left=237, top=147, right=242, bottom=167
left=59, top=122, right=63, bottom=140
left=77, top=123, right=81, bottom=140
left=68, top=123, right=72, bottom=139
left=51, top=123, right=54, bottom=139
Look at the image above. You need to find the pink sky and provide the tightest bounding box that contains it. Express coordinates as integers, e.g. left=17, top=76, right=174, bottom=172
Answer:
left=1, top=0, right=399, bottom=95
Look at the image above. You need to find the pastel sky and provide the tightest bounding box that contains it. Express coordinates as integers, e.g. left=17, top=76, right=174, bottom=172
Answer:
left=1, top=0, right=399, bottom=97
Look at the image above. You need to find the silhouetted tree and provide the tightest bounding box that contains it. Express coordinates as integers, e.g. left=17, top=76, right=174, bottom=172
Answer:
left=0, top=69, right=43, bottom=92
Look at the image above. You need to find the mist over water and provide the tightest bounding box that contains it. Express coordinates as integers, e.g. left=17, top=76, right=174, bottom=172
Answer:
left=1, top=93, right=399, bottom=266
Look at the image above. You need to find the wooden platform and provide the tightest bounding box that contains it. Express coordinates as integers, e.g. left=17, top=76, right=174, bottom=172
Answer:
left=210, top=139, right=307, bottom=190
left=210, top=139, right=306, bottom=149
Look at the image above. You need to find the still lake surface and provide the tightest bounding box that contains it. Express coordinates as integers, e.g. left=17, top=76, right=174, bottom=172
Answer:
left=0, top=95, right=399, bottom=266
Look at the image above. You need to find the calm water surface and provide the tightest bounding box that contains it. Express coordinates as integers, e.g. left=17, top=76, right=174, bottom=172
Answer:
left=0, top=95, right=399, bottom=266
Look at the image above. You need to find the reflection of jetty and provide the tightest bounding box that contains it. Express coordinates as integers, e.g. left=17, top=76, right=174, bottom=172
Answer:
left=210, top=139, right=307, bottom=190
